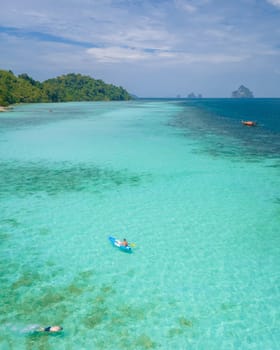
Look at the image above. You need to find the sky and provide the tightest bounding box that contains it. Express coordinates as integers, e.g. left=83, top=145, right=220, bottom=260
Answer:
left=1, top=0, right=280, bottom=97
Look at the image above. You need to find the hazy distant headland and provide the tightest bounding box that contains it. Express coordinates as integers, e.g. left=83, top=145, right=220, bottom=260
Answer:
left=0, top=69, right=132, bottom=107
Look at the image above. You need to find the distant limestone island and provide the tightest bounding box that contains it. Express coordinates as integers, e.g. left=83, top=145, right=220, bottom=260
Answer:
left=187, top=92, right=203, bottom=99
left=0, top=69, right=132, bottom=108
left=232, top=85, right=254, bottom=98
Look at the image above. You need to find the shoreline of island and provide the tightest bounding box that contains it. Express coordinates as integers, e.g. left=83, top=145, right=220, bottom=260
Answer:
left=0, top=106, right=9, bottom=112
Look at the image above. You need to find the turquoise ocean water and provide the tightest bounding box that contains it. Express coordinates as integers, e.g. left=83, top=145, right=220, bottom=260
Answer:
left=0, top=99, right=279, bottom=349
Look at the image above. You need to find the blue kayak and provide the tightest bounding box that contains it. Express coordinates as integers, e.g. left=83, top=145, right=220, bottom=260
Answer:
left=108, top=236, right=132, bottom=253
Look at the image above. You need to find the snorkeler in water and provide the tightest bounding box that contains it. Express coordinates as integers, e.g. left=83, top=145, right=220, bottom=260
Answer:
left=37, top=326, right=63, bottom=333
left=18, top=324, right=63, bottom=334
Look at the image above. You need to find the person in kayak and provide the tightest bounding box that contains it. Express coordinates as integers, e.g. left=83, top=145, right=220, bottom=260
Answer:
left=119, top=238, right=128, bottom=247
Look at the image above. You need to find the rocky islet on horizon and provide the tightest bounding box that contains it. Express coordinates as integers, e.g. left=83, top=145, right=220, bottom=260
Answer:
left=232, top=85, right=254, bottom=98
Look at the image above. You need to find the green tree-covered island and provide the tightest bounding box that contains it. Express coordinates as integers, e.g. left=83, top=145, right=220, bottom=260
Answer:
left=0, top=69, right=132, bottom=107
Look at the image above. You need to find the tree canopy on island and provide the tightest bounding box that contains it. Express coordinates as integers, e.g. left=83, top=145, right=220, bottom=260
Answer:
left=0, top=70, right=132, bottom=106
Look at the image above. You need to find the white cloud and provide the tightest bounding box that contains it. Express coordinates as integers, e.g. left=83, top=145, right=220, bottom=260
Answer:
left=175, top=52, right=248, bottom=64
left=98, top=25, right=174, bottom=50
left=174, top=0, right=197, bottom=13
left=266, top=0, right=280, bottom=8
left=87, top=46, right=150, bottom=62
left=86, top=44, right=248, bottom=65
